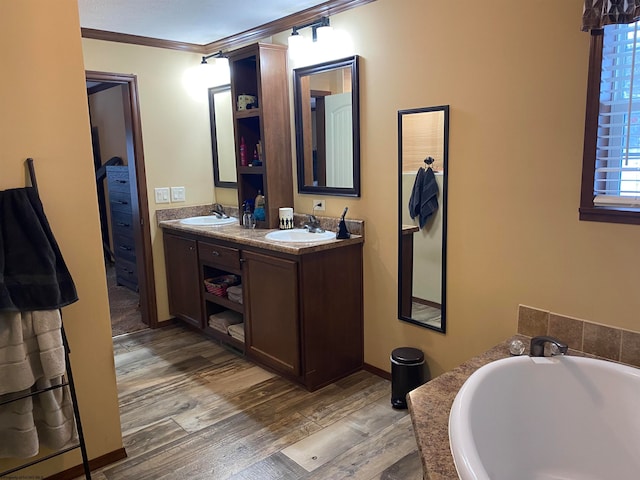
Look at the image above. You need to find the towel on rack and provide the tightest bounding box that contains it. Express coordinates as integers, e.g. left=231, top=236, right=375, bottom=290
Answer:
left=33, top=376, right=78, bottom=451
left=0, top=377, right=77, bottom=458
left=0, top=309, right=76, bottom=458
left=0, top=393, right=38, bottom=458
left=0, top=187, right=78, bottom=312
left=408, top=167, right=439, bottom=229
left=0, top=310, right=65, bottom=395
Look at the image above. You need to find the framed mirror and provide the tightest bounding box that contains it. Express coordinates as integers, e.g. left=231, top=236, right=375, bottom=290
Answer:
left=293, top=55, right=360, bottom=196
left=398, top=105, right=449, bottom=333
left=208, top=84, right=237, bottom=187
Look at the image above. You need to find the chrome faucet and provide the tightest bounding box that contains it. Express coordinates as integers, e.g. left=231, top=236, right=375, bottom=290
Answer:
left=304, top=214, right=325, bottom=233
left=211, top=203, right=228, bottom=219
left=529, top=336, right=568, bottom=357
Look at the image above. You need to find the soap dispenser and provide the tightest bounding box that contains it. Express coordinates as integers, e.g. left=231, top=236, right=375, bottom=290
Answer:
left=336, top=207, right=351, bottom=239
left=242, top=201, right=255, bottom=229
left=254, top=190, right=265, bottom=221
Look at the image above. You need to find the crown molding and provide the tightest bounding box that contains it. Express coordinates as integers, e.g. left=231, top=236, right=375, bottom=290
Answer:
left=81, top=28, right=207, bottom=53
left=81, top=0, right=375, bottom=54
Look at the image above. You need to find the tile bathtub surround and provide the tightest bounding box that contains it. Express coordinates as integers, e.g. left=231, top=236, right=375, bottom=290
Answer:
left=517, top=305, right=549, bottom=337
left=621, top=330, right=640, bottom=366
left=517, top=304, right=640, bottom=367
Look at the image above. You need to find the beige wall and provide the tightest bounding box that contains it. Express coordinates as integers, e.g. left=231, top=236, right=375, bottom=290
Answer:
left=80, top=0, right=640, bottom=382
left=89, top=85, right=129, bottom=165
left=82, top=39, right=219, bottom=320
left=319, top=0, right=640, bottom=376
left=0, top=1, right=122, bottom=476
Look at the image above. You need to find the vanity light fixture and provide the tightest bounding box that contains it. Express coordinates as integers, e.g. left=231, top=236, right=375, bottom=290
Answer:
left=201, top=50, right=226, bottom=65
left=199, top=50, right=230, bottom=88
left=288, top=16, right=332, bottom=47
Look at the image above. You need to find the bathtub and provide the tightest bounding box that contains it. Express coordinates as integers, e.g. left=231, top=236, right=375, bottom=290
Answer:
left=449, top=355, right=640, bottom=479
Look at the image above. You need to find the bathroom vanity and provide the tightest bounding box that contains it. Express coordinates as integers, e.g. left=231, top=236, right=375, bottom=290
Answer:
left=160, top=218, right=364, bottom=391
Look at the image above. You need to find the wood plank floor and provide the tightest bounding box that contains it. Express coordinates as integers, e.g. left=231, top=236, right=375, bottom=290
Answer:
left=87, top=325, right=424, bottom=480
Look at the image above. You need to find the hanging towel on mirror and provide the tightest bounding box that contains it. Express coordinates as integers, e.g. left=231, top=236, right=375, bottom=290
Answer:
left=408, top=167, right=439, bottom=228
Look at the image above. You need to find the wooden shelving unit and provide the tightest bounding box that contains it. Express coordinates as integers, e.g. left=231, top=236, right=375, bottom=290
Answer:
left=228, top=43, right=293, bottom=229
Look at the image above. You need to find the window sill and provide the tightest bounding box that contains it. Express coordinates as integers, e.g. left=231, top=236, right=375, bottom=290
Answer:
left=579, top=206, right=640, bottom=225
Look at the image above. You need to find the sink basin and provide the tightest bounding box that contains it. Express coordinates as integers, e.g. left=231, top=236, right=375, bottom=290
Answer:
left=264, top=229, right=335, bottom=243
left=179, top=215, right=237, bottom=226
left=449, top=355, right=640, bottom=480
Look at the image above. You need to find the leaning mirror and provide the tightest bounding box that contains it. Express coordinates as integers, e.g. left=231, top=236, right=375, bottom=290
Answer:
left=209, top=84, right=237, bottom=187
left=293, top=55, right=360, bottom=196
left=398, top=105, right=449, bottom=333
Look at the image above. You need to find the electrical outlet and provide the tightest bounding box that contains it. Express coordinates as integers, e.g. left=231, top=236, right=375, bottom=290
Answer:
left=171, top=186, right=186, bottom=202
left=154, top=187, right=170, bottom=204
left=313, top=199, right=325, bottom=211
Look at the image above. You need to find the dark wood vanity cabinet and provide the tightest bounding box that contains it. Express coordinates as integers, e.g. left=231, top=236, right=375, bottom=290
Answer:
left=162, top=228, right=363, bottom=391
left=163, top=233, right=202, bottom=328
left=198, top=240, right=245, bottom=350
left=243, top=242, right=364, bottom=390
left=242, top=251, right=301, bottom=377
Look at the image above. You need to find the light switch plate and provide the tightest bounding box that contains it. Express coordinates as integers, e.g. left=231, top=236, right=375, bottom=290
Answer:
left=154, top=187, right=170, bottom=204
left=171, top=186, right=186, bottom=202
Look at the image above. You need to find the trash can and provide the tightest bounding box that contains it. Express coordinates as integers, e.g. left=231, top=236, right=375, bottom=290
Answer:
left=390, top=347, right=425, bottom=409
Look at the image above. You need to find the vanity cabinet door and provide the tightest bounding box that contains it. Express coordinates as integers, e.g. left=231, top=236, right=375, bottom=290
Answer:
left=163, top=232, right=203, bottom=328
left=242, top=250, right=300, bottom=377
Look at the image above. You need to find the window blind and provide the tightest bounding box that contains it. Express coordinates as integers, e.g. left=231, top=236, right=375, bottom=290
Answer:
left=595, top=22, right=640, bottom=207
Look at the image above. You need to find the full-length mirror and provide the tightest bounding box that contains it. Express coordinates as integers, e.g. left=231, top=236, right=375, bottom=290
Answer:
left=293, top=55, right=360, bottom=196
left=398, top=105, right=449, bottom=333
left=209, top=84, right=237, bottom=187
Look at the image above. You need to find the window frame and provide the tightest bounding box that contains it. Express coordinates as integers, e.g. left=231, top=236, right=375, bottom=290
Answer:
left=580, top=30, right=640, bottom=225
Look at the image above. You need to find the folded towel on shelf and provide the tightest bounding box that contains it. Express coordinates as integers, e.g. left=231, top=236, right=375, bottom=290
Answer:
left=227, top=323, right=245, bottom=342
left=208, top=310, right=243, bottom=334
left=226, top=285, right=243, bottom=304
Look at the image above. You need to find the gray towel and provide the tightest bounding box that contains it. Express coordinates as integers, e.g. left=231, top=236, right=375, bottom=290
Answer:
left=0, top=187, right=78, bottom=312
left=408, top=167, right=439, bottom=228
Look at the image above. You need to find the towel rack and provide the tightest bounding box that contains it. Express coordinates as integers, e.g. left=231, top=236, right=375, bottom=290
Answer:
left=0, top=159, right=91, bottom=479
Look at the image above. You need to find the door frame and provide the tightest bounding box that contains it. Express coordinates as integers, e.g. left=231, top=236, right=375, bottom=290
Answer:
left=86, top=71, right=158, bottom=328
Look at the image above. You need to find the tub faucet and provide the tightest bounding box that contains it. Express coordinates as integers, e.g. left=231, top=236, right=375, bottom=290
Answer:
left=529, top=336, right=568, bottom=357
left=304, top=215, right=324, bottom=233
left=211, top=203, right=228, bottom=218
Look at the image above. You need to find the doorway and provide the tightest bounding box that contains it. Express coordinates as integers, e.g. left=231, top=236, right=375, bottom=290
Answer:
left=86, top=71, right=158, bottom=335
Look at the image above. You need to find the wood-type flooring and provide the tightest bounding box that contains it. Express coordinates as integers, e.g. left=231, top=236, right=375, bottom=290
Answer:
left=87, top=324, right=424, bottom=480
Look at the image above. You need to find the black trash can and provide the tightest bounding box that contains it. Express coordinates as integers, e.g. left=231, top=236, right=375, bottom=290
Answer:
left=390, top=347, right=425, bottom=409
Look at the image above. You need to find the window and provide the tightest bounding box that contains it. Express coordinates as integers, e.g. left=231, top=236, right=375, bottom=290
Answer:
left=580, top=23, right=640, bottom=225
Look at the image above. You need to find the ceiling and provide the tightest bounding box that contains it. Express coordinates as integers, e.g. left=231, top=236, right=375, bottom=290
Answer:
left=77, top=0, right=334, bottom=46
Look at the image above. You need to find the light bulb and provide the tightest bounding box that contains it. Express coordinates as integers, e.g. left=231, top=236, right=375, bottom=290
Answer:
left=316, top=25, right=334, bottom=44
